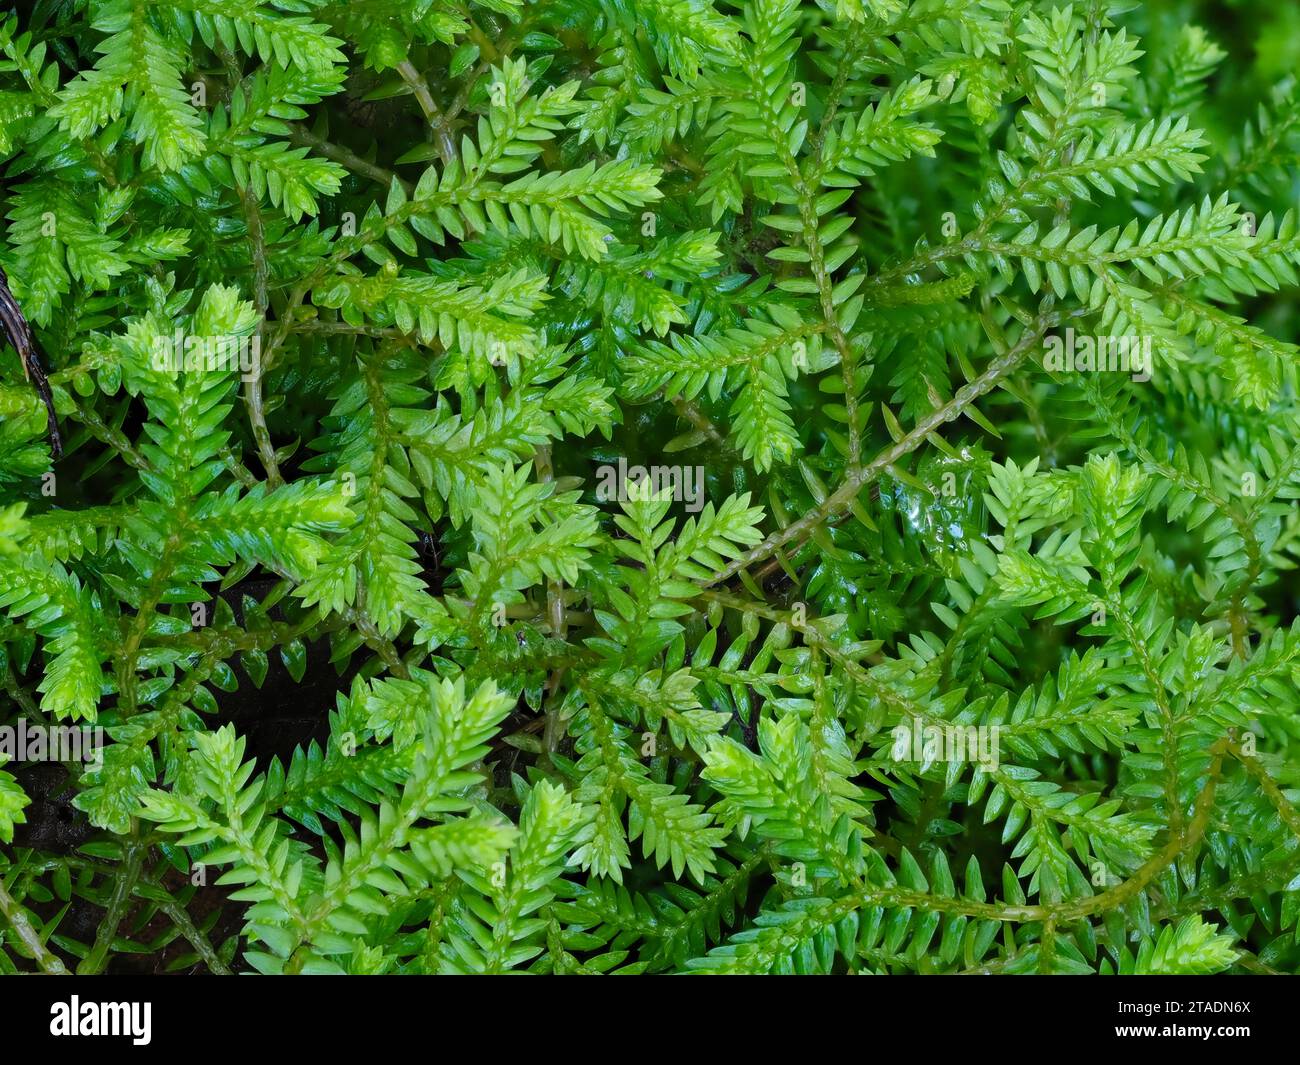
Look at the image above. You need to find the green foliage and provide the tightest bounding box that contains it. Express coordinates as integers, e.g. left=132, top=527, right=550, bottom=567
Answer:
left=0, top=0, right=1298, bottom=978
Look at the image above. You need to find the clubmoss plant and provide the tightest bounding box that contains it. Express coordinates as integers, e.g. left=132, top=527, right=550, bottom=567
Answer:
left=0, top=0, right=1298, bottom=975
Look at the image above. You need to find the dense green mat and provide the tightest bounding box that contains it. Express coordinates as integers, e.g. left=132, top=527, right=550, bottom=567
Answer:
left=0, top=0, right=1298, bottom=975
